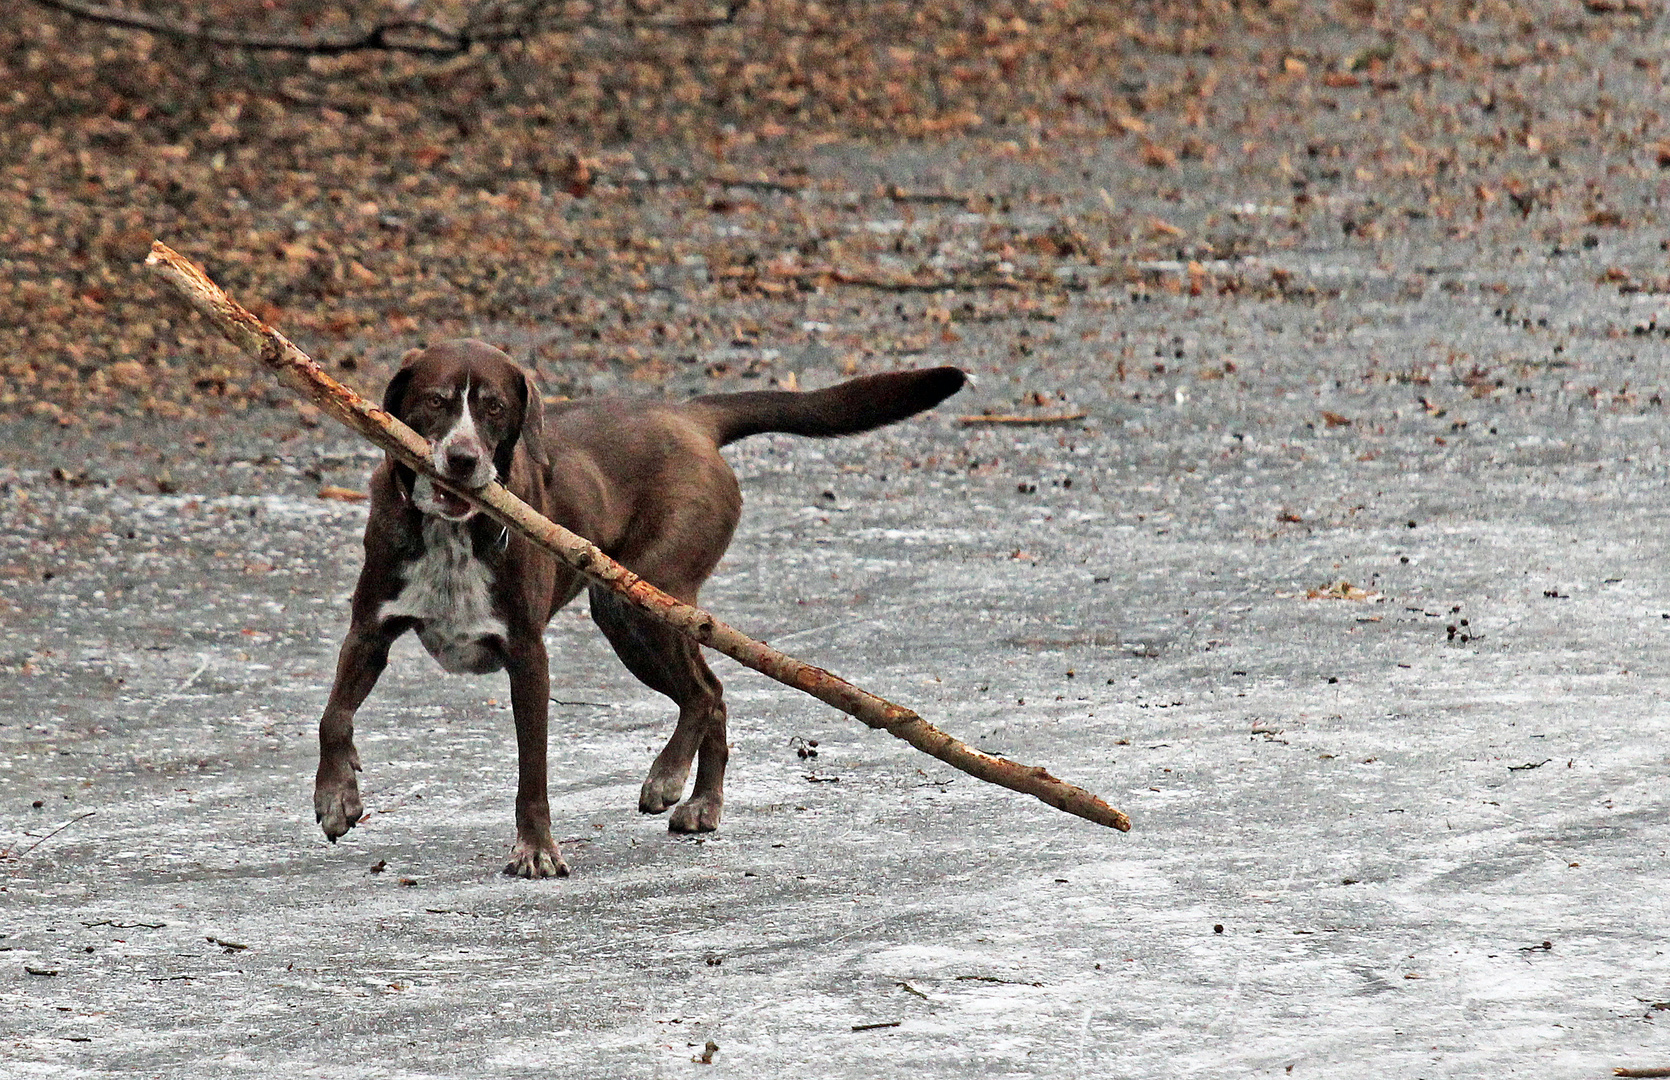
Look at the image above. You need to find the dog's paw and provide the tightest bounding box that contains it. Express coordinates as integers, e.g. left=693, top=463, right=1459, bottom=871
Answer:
left=314, top=779, right=364, bottom=842
left=638, top=771, right=687, bottom=815
left=504, top=840, right=569, bottom=879
left=668, top=795, right=722, bottom=834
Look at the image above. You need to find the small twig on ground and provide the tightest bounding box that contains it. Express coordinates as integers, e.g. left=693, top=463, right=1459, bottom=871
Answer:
left=707, top=173, right=809, bottom=194
left=885, top=186, right=978, bottom=208
left=1615, top=1069, right=1670, bottom=1078
left=2, top=811, right=96, bottom=860
left=958, top=412, right=1088, bottom=426
left=143, top=652, right=210, bottom=723
left=142, top=240, right=1130, bottom=833
left=768, top=617, right=874, bottom=646
left=718, top=265, right=1023, bottom=294
left=822, top=268, right=1022, bottom=293
left=27, top=0, right=749, bottom=57
left=851, top=1021, right=902, bottom=1032
left=27, top=0, right=478, bottom=56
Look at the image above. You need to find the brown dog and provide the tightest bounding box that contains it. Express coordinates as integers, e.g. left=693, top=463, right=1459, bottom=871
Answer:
left=312, top=339, right=966, bottom=877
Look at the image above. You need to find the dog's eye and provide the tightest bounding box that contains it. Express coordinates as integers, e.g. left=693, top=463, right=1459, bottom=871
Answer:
left=483, top=399, right=505, bottom=417
left=426, top=391, right=448, bottom=409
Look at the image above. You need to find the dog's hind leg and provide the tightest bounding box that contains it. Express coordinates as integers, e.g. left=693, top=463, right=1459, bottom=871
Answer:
left=314, top=619, right=405, bottom=841
left=589, top=587, right=728, bottom=833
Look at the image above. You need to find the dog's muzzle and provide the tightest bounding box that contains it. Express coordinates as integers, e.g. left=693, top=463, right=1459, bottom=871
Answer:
left=416, top=437, right=496, bottom=521
left=412, top=475, right=477, bottom=521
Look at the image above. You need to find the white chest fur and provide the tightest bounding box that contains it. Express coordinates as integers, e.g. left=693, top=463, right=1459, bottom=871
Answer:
left=379, top=519, right=508, bottom=673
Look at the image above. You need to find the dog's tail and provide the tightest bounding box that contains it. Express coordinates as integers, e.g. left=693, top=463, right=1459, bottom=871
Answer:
left=686, top=367, right=967, bottom=447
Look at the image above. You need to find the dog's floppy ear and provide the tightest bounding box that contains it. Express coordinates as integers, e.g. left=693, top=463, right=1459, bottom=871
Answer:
left=381, top=348, right=423, bottom=500
left=380, top=348, right=423, bottom=419
left=511, top=368, right=551, bottom=467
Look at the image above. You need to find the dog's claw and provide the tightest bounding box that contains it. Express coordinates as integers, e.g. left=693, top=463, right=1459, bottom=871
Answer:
left=638, top=770, right=688, bottom=815
left=668, top=795, right=722, bottom=834
left=314, top=779, right=364, bottom=842
left=504, top=840, right=569, bottom=879
left=638, top=791, right=675, bottom=815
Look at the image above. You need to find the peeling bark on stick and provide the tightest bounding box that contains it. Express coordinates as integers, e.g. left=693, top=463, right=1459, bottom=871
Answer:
left=142, top=239, right=1131, bottom=834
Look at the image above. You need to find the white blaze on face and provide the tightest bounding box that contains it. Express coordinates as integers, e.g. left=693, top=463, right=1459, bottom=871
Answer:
left=431, top=376, right=494, bottom=487
left=413, top=377, right=495, bottom=521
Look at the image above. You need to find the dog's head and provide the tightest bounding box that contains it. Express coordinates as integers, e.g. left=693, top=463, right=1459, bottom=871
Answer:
left=380, top=340, right=547, bottom=521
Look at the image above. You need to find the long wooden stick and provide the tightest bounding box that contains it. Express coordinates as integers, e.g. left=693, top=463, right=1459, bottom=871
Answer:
left=143, top=240, right=1130, bottom=833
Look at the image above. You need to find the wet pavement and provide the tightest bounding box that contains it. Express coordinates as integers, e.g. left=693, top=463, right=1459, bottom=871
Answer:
left=8, top=6, right=1670, bottom=1075
left=7, top=253, right=1670, bottom=1075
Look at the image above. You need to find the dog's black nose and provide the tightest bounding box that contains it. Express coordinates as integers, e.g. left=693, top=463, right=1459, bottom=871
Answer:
left=445, top=445, right=481, bottom=476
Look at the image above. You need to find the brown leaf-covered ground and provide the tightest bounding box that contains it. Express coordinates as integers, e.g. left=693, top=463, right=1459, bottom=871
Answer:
left=6, top=0, right=1666, bottom=427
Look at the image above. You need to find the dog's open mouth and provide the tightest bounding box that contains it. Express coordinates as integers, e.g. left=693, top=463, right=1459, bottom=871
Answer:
left=430, top=485, right=474, bottom=519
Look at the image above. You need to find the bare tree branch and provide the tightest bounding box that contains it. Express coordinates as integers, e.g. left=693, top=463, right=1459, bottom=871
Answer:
left=25, top=0, right=749, bottom=57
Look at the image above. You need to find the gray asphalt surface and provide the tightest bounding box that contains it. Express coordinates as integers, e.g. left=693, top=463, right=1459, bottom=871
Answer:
left=9, top=14, right=1670, bottom=1079
left=7, top=256, right=1670, bottom=1076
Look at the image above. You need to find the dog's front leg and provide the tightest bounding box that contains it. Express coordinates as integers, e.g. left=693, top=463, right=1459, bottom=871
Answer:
left=314, top=621, right=398, bottom=841
left=503, top=634, right=568, bottom=878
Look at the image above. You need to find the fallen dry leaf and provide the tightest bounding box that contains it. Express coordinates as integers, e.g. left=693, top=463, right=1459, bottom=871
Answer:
left=1306, top=581, right=1381, bottom=602
left=1140, top=140, right=1178, bottom=169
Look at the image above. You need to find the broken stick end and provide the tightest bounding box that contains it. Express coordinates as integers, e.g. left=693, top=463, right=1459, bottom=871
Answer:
left=1085, top=804, right=1132, bottom=832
